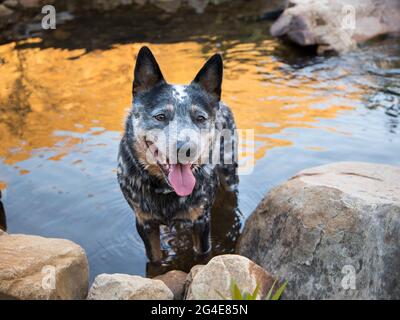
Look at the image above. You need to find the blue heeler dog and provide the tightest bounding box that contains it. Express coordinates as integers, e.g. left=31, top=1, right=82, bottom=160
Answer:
left=118, top=46, right=238, bottom=262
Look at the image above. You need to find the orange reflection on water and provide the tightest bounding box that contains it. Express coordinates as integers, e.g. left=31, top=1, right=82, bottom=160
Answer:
left=0, top=181, right=7, bottom=190
left=0, top=39, right=356, bottom=167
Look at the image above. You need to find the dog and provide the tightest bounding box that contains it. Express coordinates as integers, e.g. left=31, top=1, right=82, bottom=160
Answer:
left=118, top=46, right=238, bottom=262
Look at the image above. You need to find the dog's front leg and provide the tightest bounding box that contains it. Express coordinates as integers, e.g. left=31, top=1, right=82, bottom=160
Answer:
left=136, top=220, right=162, bottom=262
left=192, top=214, right=211, bottom=255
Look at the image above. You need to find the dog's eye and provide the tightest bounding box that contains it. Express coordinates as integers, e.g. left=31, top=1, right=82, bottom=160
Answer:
left=197, top=115, right=207, bottom=123
left=154, top=114, right=166, bottom=121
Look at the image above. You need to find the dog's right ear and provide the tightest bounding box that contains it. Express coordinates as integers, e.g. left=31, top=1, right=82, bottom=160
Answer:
left=133, top=46, right=165, bottom=96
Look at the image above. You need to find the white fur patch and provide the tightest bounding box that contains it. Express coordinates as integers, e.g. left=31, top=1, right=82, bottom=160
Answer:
left=172, top=85, right=188, bottom=103
left=118, top=155, right=127, bottom=173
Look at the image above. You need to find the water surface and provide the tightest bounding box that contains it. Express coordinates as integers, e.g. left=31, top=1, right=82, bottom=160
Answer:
left=0, top=5, right=399, bottom=281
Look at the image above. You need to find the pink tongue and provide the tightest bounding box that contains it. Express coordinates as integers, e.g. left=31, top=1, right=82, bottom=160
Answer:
left=168, top=164, right=196, bottom=197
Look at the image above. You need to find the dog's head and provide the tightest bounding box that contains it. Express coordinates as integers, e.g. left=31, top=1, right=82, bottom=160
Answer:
left=128, top=46, right=223, bottom=197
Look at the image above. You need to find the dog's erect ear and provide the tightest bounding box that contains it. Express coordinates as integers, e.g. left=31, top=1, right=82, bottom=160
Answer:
left=133, top=46, right=165, bottom=96
left=191, top=54, right=223, bottom=102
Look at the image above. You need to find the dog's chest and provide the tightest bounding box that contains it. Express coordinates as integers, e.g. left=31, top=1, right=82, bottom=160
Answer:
left=118, top=162, right=218, bottom=222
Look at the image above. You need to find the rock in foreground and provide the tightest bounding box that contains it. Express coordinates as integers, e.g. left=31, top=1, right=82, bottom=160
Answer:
left=0, top=234, right=88, bottom=300
left=88, top=273, right=173, bottom=300
left=154, top=270, right=187, bottom=300
left=271, top=0, right=400, bottom=53
left=185, top=254, right=275, bottom=300
left=238, top=162, right=400, bottom=299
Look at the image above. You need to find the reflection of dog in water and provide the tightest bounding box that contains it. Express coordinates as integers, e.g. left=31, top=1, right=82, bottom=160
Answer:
left=0, top=191, right=6, bottom=231
left=118, top=47, right=238, bottom=264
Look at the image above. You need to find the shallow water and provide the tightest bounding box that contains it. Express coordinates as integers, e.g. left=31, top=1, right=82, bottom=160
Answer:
left=0, top=5, right=399, bottom=281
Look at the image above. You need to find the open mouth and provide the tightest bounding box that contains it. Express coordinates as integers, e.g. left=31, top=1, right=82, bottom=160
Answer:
left=145, top=140, right=196, bottom=197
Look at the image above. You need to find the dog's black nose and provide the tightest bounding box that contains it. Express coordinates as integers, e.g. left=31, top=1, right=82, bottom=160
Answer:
left=176, top=140, right=191, bottom=158
left=176, top=140, right=198, bottom=162
left=176, top=140, right=186, bottom=152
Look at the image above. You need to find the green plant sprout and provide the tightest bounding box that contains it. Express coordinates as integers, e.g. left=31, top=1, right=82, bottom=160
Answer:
left=216, top=279, right=288, bottom=300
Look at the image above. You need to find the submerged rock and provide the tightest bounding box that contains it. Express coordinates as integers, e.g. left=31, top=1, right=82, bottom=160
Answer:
left=19, top=0, right=42, bottom=8
left=152, top=0, right=182, bottom=13
left=88, top=273, right=174, bottom=300
left=185, top=254, right=276, bottom=300
left=0, top=233, right=88, bottom=300
left=154, top=270, right=187, bottom=300
left=2, top=1, right=18, bottom=9
left=187, top=0, right=208, bottom=14
left=19, top=0, right=56, bottom=8
left=238, top=162, right=400, bottom=299
left=270, top=0, right=400, bottom=53
left=0, top=4, right=13, bottom=18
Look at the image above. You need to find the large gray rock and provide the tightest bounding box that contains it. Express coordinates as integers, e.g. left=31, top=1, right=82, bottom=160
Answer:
left=0, top=234, right=89, bottom=300
left=88, top=273, right=174, bottom=300
left=185, top=254, right=276, bottom=300
left=270, top=0, right=400, bottom=53
left=238, top=162, right=400, bottom=299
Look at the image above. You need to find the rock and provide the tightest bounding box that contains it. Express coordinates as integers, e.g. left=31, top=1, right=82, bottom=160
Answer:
left=188, top=0, right=209, bottom=14
left=259, top=0, right=288, bottom=12
left=19, top=0, right=41, bottom=8
left=270, top=0, right=400, bottom=53
left=185, top=255, right=275, bottom=300
left=3, top=0, right=18, bottom=8
left=0, top=4, right=13, bottom=18
left=151, top=0, right=182, bottom=13
left=238, top=162, right=400, bottom=299
left=134, top=0, right=148, bottom=5
left=0, top=234, right=88, bottom=300
left=88, top=273, right=174, bottom=300
left=90, top=0, right=132, bottom=11
left=154, top=270, right=187, bottom=300
left=183, top=264, right=204, bottom=299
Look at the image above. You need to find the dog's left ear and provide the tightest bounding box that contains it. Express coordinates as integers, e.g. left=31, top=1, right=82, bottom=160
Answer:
left=191, top=54, right=223, bottom=102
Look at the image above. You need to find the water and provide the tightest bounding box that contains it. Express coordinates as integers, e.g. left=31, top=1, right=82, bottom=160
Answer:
left=0, top=4, right=399, bottom=282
